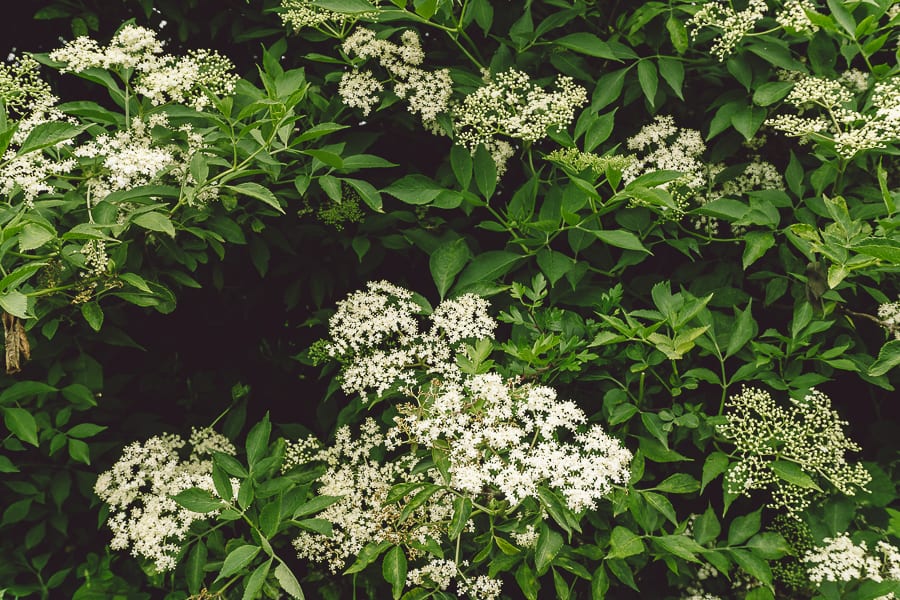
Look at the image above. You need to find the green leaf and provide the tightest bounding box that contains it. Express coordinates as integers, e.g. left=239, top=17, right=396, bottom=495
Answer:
left=294, top=122, right=348, bottom=143
left=19, top=223, right=55, bottom=251
left=310, top=0, right=375, bottom=13
left=243, top=559, right=272, bottom=600
left=608, top=526, right=645, bottom=559
left=652, top=535, right=703, bottom=563
left=666, top=16, right=689, bottom=54
left=657, top=57, right=684, bottom=100
left=274, top=562, right=305, bottom=599
left=515, top=562, right=540, bottom=600
left=343, top=178, right=383, bottom=212
left=17, top=122, right=87, bottom=155
left=606, top=558, right=638, bottom=591
left=171, top=488, right=224, bottom=513
left=0, top=454, right=18, bottom=473
left=752, top=81, right=794, bottom=106
left=655, top=473, right=700, bottom=494
left=212, top=463, right=233, bottom=502
left=854, top=242, right=900, bottom=265
left=186, top=541, right=208, bottom=594
left=869, top=340, right=900, bottom=376
left=295, top=518, right=332, bottom=536
left=81, top=302, right=104, bottom=332
left=293, top=495, right=342, bottom=519
left=132, top=211, right=176, bottom=238
left=450, top=144, right=473, bottom=189
left=729, top=548, right=773, bottom=589
left=344, top=541, right=391, bottom=575
left=593, top=230, right=650, bottom=253
left=536, top=249, right=574, bottom=286
left=69, top=437, right=91, bottom=464
left=382, top=174, right=446, bottom=205
left=770, top=460, right=822, bottom=492
left=747, top=43, right=802, bottom=70
left=0, top=290, right=28, bottom=318
left=826, top=0, right=856, bottom=35
left=245, top=412, right=271, bottom=468
left=747, top=532, right=790, bottom=559
left=701, top=452, right=729, bottom=493
left=3, top=407, right=38, bottom=446
left=727, top=509, right=762, bottom=545
left=66, top=423, right=107, bottom=439
left=449, top=495, right=472, bottom=540
left=554, top=33, right=618, bottom=59
left=301, top=149, right=344, bottom=169
left=693, top=506, right=721, bottom=545
left=382, top=546, right=408, bottom=600
left=742, top=231, right=775, bottom=269
left=726, top=301, right=756, bottom=357
left=215, top=452, right=250, bottom=478
left=636, top=60, right=658, bottom=106
left=535, top=524, right=564, bottom=575
left=643, top=491, right=677, bottom=525
left=430, top=238, right=470, bottom=300
left=216, top=545, right=261, bottom=582
left=454, top=250, right=522, bottom=290
left=731, top=105, right=767, bottom=140
left=473, top=144, right=497, bottom=198
left=226, top=182, right=284, bottom=213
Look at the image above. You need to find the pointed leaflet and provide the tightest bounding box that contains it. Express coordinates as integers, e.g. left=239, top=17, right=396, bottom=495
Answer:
left=430, top=238, right=470, bottom=300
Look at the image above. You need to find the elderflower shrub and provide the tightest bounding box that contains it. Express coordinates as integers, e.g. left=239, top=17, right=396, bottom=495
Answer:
left=49, top=24, right=238, bottom=110
left=718, top=387, right=871, bottom=515
left=323, top=281, right=496, bottom=399
left=93, top=427, right=236, bottom=572
left=804, top=534, right=900, bottom=588
left=453, top=68, right=587, bottom=175
left=767, top=72, right=900, bottom=159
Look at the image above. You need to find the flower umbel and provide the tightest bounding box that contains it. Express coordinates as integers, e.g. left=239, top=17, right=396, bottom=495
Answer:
left=718, top=387, right=870, bottom=515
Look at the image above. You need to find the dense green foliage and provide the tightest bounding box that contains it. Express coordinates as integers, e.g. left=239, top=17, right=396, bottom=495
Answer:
left=0, top=0, right=899, bottom=599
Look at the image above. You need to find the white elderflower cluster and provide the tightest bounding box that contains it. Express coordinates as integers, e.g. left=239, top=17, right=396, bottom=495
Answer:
left=453, top=68, right=587, bottom=175
left=718, top=387, right=871, bottom=515
left=623, top=115, right=707, bottom=212
left=74, top=115, right=176, bottom=201
left=339, top=28, right=453, bottom=127
left=50, top=25, right=238, bottom=110
left=776, top=0, right=819, bottom=33
left=391, top=373, right=633, bottom=511
left=768, top=72, right=900, bottom=158
left=878, top=299, right=900, bottom=339
left=687, top=0, right=767, bottom=60
left=511, top=524, right=539, bottom=548
left=93, top=428, right=236, bottom=572
left=325, top=282, right=497, bottom=399
left=804, top=534, right=900, bottom=586
left=286, top=419, right=451, bottom=573
left=457, top=574, right=503, bottom=600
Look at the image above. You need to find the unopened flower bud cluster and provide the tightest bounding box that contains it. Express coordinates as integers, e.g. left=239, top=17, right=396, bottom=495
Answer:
left=687, top=0, right=767, bottom=60
left=325, top=280, right=496, bottom=399
left=768, top=71, right=900, bottom=159
left=545, top=147, right=632, bottom=175
left=804, top=533, right=900, bottom=587
left=718, top=387, right=870, bottom=515
left=50, top=25, right=238, bottom=110
left=280, top=0, right=377, bottom=31
left=93, top=427, right=237, bottom=572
